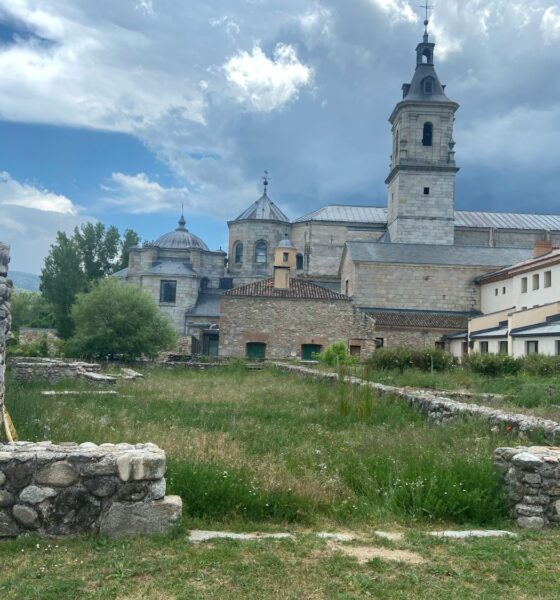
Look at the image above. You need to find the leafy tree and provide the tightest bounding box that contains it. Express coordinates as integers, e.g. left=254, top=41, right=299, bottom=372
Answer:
left=10, top=291, right=56, bottom=331
left=118, top=229, right=141, bottom=270
left=40, top=232, right=87, bottom=338
left=73, top=222, right=121, bottom=279
left=65, top=278, right=176, bottom=360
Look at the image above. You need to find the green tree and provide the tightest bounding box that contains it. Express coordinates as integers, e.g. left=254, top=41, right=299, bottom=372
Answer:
left=40, top=232, right=87, bottom=338
left=10, top=291, right=56, bottom=331
left=73, top=222, right=121, bottom=279
left=118, top=229, right=141, bottom=270
left=65, top=278, right=176, bottom=360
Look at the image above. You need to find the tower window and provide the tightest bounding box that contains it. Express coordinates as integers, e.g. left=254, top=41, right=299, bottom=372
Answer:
left=423, top=187, right=430, bottom=195
left=283, top=252, right=289, bottom=263
left=255, top=240, right=267, bottom=264
left=234, top=241, right=243, bottom=264
left=423, top=77, right=434, bottom=95
left=422, top=122, right=433, bottom=146
left=296, top=253, right=304, bottom=270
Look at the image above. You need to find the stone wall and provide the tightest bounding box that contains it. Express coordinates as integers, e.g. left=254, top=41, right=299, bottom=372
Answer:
left=374, top=328, right=448, bottom=349
left=0, top=442, right=181, bottom=538
left=495, top=446, right=560, bottom=529
left=220, top=297, right=376, bottom=359
left=9, top=357, right=102, bottom=383
left=0, top=242, right=11, bottom=433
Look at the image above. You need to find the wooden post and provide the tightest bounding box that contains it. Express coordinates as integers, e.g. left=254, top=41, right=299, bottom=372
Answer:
left=0, top=242, right=11, bottom=441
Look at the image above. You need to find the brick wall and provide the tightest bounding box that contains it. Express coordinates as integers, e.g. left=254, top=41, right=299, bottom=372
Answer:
left=219, top=296, right=376, bottom=359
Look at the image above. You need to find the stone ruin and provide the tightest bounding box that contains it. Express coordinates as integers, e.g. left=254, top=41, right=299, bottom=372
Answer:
left=0, top=242, right=182, bottom=538
left=495, top=446, right=560, bottom=529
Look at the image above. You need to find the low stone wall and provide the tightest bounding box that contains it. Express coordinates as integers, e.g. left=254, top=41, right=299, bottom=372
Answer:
left=495, top=446, right=560, bottom=529
left=9, top=357, right=102, bottom=383
left=0, top=441, right=182, bottom=538
left=273, top=363, right=560, bottom=441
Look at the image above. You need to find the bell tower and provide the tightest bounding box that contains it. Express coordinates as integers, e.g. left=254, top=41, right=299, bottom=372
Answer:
left=386, top=17, right=459, bottom=245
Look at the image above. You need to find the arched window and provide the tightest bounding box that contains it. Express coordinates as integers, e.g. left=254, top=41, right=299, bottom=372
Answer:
left=394, top=129, right=399, bottom=163
left=422, top=122, right=433, bottom=147
left=234, top=241, right=243, bottom=264
left=422, top=49, right=432, bottom=64
left=296, top=253, right=304, bottom=270
left=255, top=240, right=267, bottom=264
left=422, top=77, right=434, bottom=95
left=200, top=277, right=210, bottom=290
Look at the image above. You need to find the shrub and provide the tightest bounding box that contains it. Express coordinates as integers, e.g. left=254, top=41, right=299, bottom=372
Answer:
left=316, top=341, right=357, bottom=367
left=465, top=353, right=521, bottom=377
left=521, top=354, right=560, bottom=377
left=366, top=347, right=455, bottom=373
left=7, top=334, right=50, bottom=358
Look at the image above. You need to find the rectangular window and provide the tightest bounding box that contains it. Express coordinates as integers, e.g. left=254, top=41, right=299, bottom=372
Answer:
left=480, top=341, right=489, bottom=354
left=533, top=274, right=539, bottom=290
left=526, top=341, right=539, bottom=355
left=556, top=340, right=560, bottom=356
left=375, top=338, right=384, bottom=349
left=423, top=187, right=430, bottom=195
left=502, top=286, right=506, bottom=295
left=494, top=288, right=498, bottom=296
left=499, top=341, right=508, bottom=354
left=544, top=271, right=552, bottom=288
left=283, top=252, right=289, bottom=262
left=521, top=277, right=528, bottom=293
left=159, top=280, right=177, bottom=304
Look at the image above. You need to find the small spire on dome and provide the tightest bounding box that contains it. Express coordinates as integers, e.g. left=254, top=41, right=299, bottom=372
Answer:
left=419, top=2, right=433, bottom=41
left=262, top=170, right=269, bottom=196
left=177, top=204, right=187, bottom=230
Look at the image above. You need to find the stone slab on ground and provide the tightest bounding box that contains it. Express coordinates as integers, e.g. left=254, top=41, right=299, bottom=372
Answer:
left=41, top=391, right=119, bottom=396
left=81, top=371, right=117, bottom=384
left=374, top=531, right=405, bottom=542
left=189, top=530, right=295, bottom=543
left=429, top=530, right=517, bottom=539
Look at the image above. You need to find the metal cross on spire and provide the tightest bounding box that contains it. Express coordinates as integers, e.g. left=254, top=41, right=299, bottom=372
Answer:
left=262, top=170, right=269, bottom=194
left=419, top=1, right=433, bottom=24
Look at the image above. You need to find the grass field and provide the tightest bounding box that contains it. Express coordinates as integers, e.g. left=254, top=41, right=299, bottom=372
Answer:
left=2, top=365, right=560, bottom=599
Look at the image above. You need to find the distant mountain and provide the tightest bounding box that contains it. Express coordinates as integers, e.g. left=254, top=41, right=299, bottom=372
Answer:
left=9, top=271, right=41, bottom=292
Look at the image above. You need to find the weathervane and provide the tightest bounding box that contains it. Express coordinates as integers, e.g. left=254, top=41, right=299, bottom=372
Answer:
left=419, top=1, right=433, bottom=23
left=262, top=170, right=269, bottom=195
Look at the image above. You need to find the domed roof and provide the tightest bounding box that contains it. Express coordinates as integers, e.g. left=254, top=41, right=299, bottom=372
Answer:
left=278, top=234, right=294, bottom=248
left=154, top=215, right=209, bottom=251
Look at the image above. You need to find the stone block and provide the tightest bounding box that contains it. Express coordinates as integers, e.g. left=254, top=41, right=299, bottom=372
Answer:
left=13, top=504, right=39, bottom=529
left=0, top=490, right=15, bottom=508
left=36, top=461, right=79, bottom=487
left=512, top=453, right=543, bottom=470
left=99, top=495, right=182, bottom=537
left=83, top=476, right=118, bottom=498
left=19, top=485, right=57, bottom=504
left=0, top=510, right=19, bottom=537
left=517, top=516, right=545, bottom=530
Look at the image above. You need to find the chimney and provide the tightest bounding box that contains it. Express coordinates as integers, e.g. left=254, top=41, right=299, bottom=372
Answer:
left=533, top=240, right=554, bottom=258
left=273, top=266, right=290, bottom=290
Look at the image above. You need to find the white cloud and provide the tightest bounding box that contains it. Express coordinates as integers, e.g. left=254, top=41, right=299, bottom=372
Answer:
left=369, top=0, right=417, bottom=24
left=102, top=172, right=196, bottom=215
left=542, top=6, right=560, bottom=42
left=0, top=171, right=76, bottom=214
left=223, top=44, right=313, bottom=111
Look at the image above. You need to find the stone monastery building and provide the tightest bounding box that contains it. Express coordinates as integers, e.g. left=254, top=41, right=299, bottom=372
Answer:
left=116, top=23, right=560, bottom=357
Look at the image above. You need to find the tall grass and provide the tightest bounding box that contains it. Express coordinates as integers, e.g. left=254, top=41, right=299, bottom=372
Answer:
left=5, top=367, right=520, bottom=526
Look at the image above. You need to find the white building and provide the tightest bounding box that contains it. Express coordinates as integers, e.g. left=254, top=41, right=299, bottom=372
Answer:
left=449, top=242, right=560, bottom=358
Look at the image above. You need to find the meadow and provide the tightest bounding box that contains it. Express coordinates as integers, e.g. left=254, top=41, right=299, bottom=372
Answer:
left=2, top=365, right=560, bottom=599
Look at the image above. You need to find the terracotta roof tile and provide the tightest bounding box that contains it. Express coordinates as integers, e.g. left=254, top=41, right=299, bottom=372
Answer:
left=361, top=308, right=476, bottom=330
left=223, top=278, right=349, bottom=300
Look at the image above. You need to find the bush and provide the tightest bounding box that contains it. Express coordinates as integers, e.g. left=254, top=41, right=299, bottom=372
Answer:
left=520, top=354, right=560, bottom=377
left=64, top=278, right=176, bottom=360
left=465, top=353, right=522, bottom=377
left=316, top=341, right=357, bottom=367
left=366, top=347, right=455, bottom=373
left=7, top=334, right=50, bottom=358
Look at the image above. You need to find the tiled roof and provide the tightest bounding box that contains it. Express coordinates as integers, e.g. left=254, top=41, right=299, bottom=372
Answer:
left=360, top=308, right=475, bottom=330
left=295, top=205, right=560, bottom=231
left=233, top=193, right=290, bottom=223
left=345, top=241, right=531, bottom=267
left=223, top=277, right=349, bottom=300
left=478, top=248, right=560, bottom=283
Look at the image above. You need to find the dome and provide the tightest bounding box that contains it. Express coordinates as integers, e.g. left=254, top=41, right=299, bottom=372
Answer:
left=278, top=234, right=294, bottom=248
left=154, top=215, right=209, bottom=251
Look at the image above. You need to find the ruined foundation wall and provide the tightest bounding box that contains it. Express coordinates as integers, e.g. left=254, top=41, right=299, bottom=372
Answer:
left=0, top=442, right=182, bottom=538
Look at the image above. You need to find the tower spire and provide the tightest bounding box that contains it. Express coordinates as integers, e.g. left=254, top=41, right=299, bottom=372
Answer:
left=262, top=170, right=269, bottom=196
left=418, top=2, right=433, bottom=41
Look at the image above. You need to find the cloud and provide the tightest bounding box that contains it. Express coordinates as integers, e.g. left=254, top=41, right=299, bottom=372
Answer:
left=101, top=172, right=193, bottom=214
left=369, top=0, right=417, bottom=24
left=0, top=172, right=76, bottom=214
left=0, top=172, right=88, bottom=272
left=223, top=44, right=313, bottom=111
left=542, top=6, right=560, bottom=42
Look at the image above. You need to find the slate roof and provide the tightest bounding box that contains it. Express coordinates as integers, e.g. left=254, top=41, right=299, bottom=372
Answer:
left=223, top=278, right=349, bottom=300
left=145, top=261, right=197, bottom=276
left=295, top=205, right=560, bottom=231
left=234, top=192, right=290, bottom=223
left=186, top=291, right=222, bottom=318
left=345, top=242, right=531, bottom=267
left=359, top=308, right=474, bottom=330
left=153, top=215, right=209, bottom=251
left=471, top=326, right=509, bottom=339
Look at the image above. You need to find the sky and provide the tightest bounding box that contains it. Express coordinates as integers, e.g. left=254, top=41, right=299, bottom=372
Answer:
left=0, top=0, right=560, bottom=273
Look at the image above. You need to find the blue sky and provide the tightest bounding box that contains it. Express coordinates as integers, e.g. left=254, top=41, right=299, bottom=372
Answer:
left=0, top=0, right=560, bottom=272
